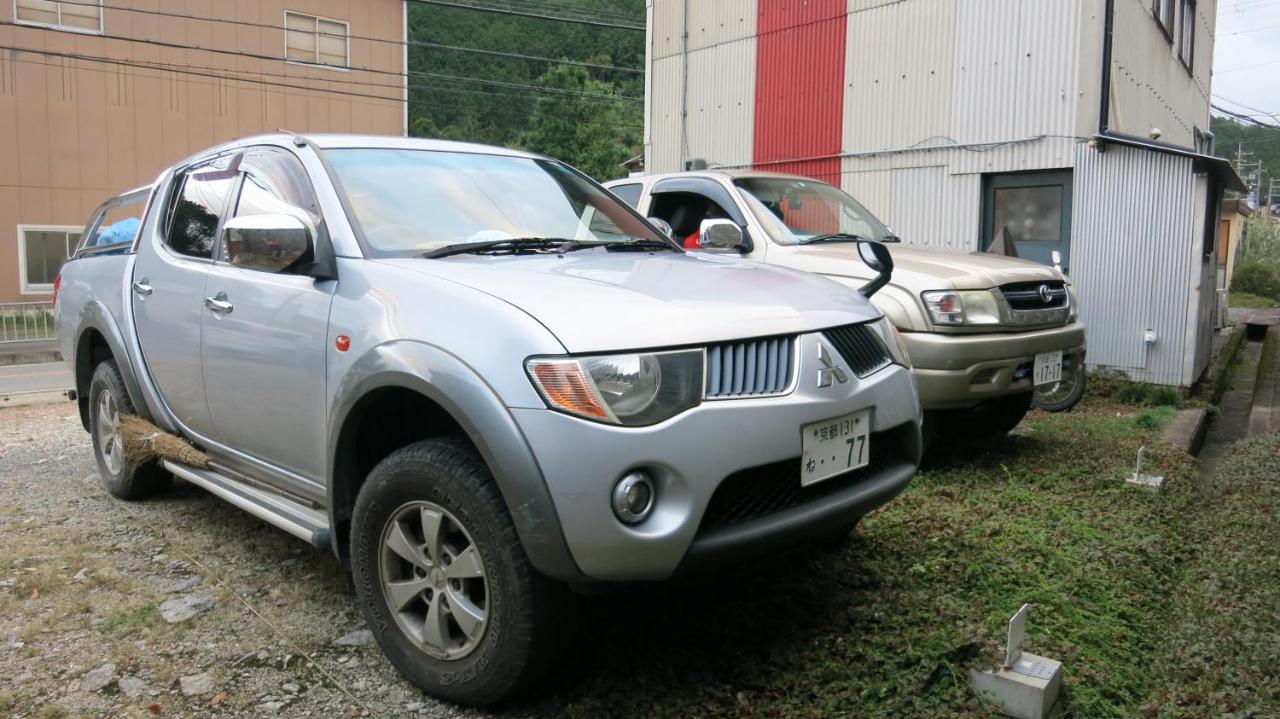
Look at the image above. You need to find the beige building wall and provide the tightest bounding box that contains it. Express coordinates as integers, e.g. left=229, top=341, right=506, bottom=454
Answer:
left=0, top=0, right=405, bottom=303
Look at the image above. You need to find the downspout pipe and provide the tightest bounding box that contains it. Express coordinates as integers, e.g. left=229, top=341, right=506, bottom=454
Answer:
left=1099, top=0, right=1115, bottom=136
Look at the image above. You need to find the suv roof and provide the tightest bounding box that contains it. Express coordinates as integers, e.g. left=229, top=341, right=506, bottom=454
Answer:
left=617, top=168, right=816, bottom=184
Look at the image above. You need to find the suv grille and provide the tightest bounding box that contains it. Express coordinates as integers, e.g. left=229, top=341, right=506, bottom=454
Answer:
left=1000, top=281, right=1068, bottom=311
left=705, top=336, right=796, bottom=398
left=823, top=323, right=893, bottom=378
left=698, top=428, right=902, bottom=534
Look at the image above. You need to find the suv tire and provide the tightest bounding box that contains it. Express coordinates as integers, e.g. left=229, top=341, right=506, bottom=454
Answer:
left=88, top=359, right=172, bottom=500
left=350, top=438, right=565, bottom=706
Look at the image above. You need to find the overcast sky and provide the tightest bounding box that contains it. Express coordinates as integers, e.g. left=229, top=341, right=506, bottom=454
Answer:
left=1213, top=1, right=1280, bottom=123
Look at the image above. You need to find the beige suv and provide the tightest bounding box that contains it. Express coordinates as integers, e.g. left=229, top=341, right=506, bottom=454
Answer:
left=606, top=170, right=1086, bottom=441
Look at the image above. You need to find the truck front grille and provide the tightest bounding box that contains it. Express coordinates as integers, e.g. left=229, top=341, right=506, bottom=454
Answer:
left=697, top=427, right=905, bottom=534
left=704, top=335, right=796, bottom=399
left=823, top=323, right=893, bottom=378
left=1000, top=281, right=1069, bottom=311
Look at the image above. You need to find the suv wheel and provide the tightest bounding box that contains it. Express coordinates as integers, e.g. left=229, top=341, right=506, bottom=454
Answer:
left=351, top=438, right=565, bottom=706
left=88, top=359, right=171, bottom=499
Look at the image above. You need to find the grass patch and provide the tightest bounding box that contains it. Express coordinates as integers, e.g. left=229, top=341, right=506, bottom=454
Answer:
left=37, top=705, right=68, bottom=719
left=1144, top=435, right=1280, bottom=716
left=531, top=402, right=1198, bottom=718
left=1230, top=291, right=1280, bottom=309
left=101, top=603, right=158, bottom=637
left=0, top=690, right=13, bottom=710
left=1115, top=383, right=1183, bottom=408
left=1135, top=405, right=1177, bottom=431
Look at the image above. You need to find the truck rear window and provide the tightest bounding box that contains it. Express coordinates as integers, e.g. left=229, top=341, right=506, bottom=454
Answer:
left=82, top=190, right=149, bottom=253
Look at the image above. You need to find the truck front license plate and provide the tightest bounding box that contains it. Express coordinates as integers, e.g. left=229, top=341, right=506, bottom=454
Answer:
left=1034, top=351, right=1063, bottom=387
left=801, top=409, right=871, bottom=487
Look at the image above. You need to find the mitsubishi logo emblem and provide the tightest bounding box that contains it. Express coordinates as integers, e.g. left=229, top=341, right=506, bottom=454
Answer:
left=817, top=344, right=848, bottom=388
left=1038, top=284, right=1053, bottom=304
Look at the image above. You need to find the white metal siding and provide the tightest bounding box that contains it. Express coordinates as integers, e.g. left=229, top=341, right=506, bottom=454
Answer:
left=1071, top=143, right=1199, bottom=386
left=1107, top=0, right=1213, bottom=148
left=646, top=0, right=756, bottom=172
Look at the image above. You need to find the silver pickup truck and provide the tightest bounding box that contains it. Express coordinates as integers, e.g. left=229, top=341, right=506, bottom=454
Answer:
left=55, top=134, right=922, bottom=705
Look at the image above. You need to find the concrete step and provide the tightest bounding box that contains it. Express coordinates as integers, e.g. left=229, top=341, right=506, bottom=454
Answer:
left=1198, top=328, right=1267, bottom=475
left=0, top=339, right=62, bottom=366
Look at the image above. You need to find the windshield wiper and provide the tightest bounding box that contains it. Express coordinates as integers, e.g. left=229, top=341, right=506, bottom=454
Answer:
left=422, top=237, right=572, bottom=259
left=607, top=238, right=680, bottom=252
left=800, top=233, right=869, bottom=245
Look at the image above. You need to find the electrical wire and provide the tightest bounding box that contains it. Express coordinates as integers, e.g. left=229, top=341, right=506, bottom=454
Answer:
left=45, top=0, right=642, bottom=75
left=0, top=45, right=645, bottom=129
left=0, top=20, right=641, bottom=104
left=403, top=0, right=645, bottom=31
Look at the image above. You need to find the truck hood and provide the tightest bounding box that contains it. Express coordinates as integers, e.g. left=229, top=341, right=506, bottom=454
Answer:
left=773, top=243, right=1063, bottom=291
left=376, top=251, right=878, bottom=353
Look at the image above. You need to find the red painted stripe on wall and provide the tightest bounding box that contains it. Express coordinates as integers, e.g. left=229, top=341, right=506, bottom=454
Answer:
left=752, top=0, right=847, bottom=185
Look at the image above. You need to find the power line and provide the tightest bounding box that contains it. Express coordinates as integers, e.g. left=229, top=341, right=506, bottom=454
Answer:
left=0, top=20, right=641, bottom=103
left=402, top=0, right=645, bottom=31
left=0, top=45, right=643, bottom=128
left=47, top=0, right=641, bottom=75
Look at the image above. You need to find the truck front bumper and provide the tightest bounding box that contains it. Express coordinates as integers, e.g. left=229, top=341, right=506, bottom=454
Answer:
left=901, top=321, right=1086, bottom=410
left=509, top=334, right=922, bottom=582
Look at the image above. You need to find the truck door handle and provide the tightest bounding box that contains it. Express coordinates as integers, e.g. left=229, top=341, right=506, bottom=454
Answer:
left=204, top=293, right=234, bottom=315
left=132, top=280, right=154, bottom=296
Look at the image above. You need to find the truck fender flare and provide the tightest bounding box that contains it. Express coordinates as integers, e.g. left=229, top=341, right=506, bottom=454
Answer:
left=73, top=300, right=152, bottom=429
left=327, top=340, right=584, bottom=582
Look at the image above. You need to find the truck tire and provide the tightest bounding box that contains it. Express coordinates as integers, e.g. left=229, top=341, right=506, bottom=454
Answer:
left=88, top=359, right=172, bottom=500
left=350, top=438, right=566, bottom=706
left=1032, top=366, right=1087, bottom=413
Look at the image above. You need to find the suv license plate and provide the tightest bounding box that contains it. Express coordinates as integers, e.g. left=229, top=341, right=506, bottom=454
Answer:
left=1034, top=351, right=1063, bottom=386
left=801, top=409, right=871, bottom=487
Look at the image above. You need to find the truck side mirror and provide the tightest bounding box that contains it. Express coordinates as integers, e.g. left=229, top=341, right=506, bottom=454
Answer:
left=647, top=216, right=674, bottom=239
left=698, top=219, right=747, bottom=252
left=857, top=240, right=894, bottom=298
left=222, top=213, right=317, bottom=275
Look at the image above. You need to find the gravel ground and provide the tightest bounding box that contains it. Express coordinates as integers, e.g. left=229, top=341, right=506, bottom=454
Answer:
left=0, top=401, right=489, bottom=719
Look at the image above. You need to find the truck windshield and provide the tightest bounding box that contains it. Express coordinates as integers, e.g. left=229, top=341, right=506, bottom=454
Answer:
left=734, top=177, right=895, bottom=245
left=324, top=148, right=672, bottom=255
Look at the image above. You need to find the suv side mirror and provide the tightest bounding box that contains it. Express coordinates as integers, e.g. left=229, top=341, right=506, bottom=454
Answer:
left=698, top=219, right=746, bottom=252
left=857, top=240, right=894, bottom=298
left=223, top=213, right=316, bottom=275
left=647, top=216, right=674, bottom=239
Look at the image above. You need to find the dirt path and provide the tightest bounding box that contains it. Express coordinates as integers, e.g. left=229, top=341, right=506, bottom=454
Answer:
left=0, top=402, right=482, bottom=718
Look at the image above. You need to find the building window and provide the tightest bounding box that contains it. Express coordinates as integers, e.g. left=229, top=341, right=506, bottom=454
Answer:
left=284, top=11, right=349, bottom=69
left=1178, top=0, right=1195, bottom=71
left=14, top=0, right=103, bottom=33
left=981, top=171, right=1073, bottom=274
left=18, top=225, right=81, bottom=294
left=1153, top=0, right=1175, bottom=39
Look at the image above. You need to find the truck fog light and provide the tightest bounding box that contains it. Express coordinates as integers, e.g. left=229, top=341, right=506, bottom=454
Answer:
left=612, top=471, right=655, bottom=524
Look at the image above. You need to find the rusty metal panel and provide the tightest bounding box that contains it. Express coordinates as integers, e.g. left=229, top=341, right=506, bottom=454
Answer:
left=1071, top=142, right=1199, bottom=386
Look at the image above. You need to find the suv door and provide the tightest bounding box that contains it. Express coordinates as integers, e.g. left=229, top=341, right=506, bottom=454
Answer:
left=645, top=176, right=756, bottom=253
left=132, top=157, right=238, bottom=435
left=200, top=146, right=334, bottom=485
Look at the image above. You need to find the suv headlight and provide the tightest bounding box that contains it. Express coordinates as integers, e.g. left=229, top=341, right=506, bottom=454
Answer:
left=526, top=350, right=703, bottom=426
left=921, top=290, right=1002, bottom=326
left=867, top=317, right=912, bottom=368
left=1067, top=284, right=1079, bottom=322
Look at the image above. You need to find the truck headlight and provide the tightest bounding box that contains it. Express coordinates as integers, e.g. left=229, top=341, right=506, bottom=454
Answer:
left=868, top=317, right=912, bottom=368
left=921, top=290, right=1002, bottom=326
left=526, top=350, right=703, bottom=426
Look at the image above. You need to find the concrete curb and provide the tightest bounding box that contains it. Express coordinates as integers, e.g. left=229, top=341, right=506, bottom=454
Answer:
left=0, top=340, right=62, bottom=366
left=1162, top=407, right=1209, bottom=456
left=0, top=389, right=73, bottom=408
left=1248, top=326, right=1277, bottom=438
left=1193, top=326, right=1244, bottom=406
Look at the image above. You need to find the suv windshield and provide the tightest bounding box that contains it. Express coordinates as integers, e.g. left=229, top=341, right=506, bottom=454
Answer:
left=325, top=148, right=672, bottom=255
left=734, top=177, right=894, bottom=245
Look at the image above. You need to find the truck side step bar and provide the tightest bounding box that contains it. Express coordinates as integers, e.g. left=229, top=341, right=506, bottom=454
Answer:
left=162, top=460, right=331, bottom=549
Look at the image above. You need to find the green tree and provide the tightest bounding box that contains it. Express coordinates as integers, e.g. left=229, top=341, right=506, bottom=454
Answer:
left=518, top=64, right=640, bottom=180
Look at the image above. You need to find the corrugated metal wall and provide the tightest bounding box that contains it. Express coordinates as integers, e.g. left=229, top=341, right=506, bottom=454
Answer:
left=753, top=0, right=846, bottom=185
left=1108, top=0, right=1213, bottom=148
left=1072, top=143, right=1205, bottom=386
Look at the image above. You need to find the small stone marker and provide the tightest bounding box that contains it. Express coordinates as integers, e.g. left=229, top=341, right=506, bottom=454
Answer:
left=969, top=604, right=1062, bottom=719
left=1127, top=445, right=1164, bottom=490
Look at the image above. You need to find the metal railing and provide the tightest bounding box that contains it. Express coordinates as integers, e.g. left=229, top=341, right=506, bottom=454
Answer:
left=0, top=302, right=56, bottom=343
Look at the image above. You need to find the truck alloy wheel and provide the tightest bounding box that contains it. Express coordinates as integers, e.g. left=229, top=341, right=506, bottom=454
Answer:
left=378, top=500, right=489, bottom=660
left=87, top=359, right=171, bottom=500
left=351, top=438, right=567, bottom=706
